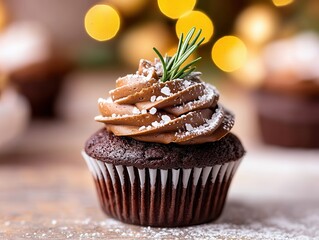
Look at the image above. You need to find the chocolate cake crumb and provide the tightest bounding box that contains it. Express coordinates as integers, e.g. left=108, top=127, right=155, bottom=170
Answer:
left=85, top=128, right=245, bottom=169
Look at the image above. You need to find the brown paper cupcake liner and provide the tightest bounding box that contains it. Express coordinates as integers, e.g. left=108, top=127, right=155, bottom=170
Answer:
left=82, top=151, right=241, bottom=227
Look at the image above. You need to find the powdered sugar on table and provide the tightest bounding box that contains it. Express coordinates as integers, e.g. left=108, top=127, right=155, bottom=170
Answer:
left=1, top=149, right=318, bottom=239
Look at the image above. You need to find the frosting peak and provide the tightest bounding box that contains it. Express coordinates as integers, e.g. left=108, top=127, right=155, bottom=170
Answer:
left=95, top=59, right=234, bottom=144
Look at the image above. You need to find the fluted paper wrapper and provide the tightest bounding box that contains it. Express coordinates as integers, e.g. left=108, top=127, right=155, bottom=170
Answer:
left=82, top=151, right=241, bottom=227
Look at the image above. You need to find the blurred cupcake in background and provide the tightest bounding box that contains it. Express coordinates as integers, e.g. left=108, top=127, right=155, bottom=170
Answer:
left=254, top=32, right=319, bottom=148
left=228, top=2, right=319, bottom=148
left=0, top=72, right=30, bottom=151
left=0, top=21, right=73, bottom=118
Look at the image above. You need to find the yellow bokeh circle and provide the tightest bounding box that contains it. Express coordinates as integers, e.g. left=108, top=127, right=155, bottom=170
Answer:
left=176, top=11, right=213, bottom=45
left=84, top=4, right=120, bottom=41
left=158, top=0, right=196, bottom=19
left=272, top=0, right=294, bottom=7
left=212, top=36, right=247, bottom=72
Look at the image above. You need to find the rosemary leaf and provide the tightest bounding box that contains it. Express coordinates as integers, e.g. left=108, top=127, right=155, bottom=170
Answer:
left=173, top=57, right=202, bottom=79
left=178, top=27, right=195, bottom=58
left=189, top=29, right=203, bottom=46
left=171, top=45, right=198, bottom=69
left=153, top=27, right=204, bottom=82
left=174, top=33, right=184, bottom=63
left=153, top=47, right=167, bottom=82
left=179, top=67, right=196, bottom=78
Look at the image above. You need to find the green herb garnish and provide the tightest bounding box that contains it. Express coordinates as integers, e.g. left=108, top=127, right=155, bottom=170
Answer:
left=153, top=27, right=205, bottom=82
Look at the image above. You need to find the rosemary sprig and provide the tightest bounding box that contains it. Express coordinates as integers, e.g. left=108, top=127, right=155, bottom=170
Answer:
left=153, top=27, right=205, bottom=82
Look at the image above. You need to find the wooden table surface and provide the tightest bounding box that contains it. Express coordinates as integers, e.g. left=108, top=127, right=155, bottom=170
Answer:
left=1, top=71, right=319, bottom=240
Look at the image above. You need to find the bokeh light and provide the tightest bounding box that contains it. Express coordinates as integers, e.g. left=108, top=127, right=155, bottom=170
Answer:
left=231, top=53, right=265, bottom=88
left=119, top=22, right=173, bottom=67
left=105, top=0, right=147, bottom=16
left=176, top=11, right=213, bottom=44
left=84, top=4, right=120, bottom=41
left=272, top=0, right=294, bottom=7
left=158, top=0, right=196, bottom=19
left=212, top=36, right=247, bottom=72
left=0, top=0, right=7, bottom=31
left=235, top=5, right=279, bottom=45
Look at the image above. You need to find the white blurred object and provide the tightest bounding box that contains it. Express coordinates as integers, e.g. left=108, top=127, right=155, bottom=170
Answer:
left=263, top=32, right=319, bottom=81
left=0, top=21, right=51, bottom=73
left=0, top=88, right=30, bottom=151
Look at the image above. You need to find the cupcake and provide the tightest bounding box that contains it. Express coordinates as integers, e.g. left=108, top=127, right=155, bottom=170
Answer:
left=82, top=28, right=245, bottom=227
left=0, top=21, right=73, bottom=117
left=255, top=32, right=319, bottom=148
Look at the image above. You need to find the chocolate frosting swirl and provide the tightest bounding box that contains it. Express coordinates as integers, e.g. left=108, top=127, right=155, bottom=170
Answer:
left=95, top=59, right=235, bottom=144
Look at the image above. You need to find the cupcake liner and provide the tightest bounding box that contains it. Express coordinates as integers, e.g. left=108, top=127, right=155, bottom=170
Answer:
left=82, top=151, right=241, bottom=227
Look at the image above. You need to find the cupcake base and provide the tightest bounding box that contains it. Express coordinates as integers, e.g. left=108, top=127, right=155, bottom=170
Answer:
left=258, top=115, right=319, bottom=148
left=254, top=89, right=319, bottom=148
left=82, top=152, right=241, bottom=227
left=10, top=57, right=73, bottom=118
left=12, top=75, right=63, bottom=117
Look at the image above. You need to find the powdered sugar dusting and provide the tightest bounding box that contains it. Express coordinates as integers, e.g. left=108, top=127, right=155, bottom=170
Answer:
left=98, top=97, right=112, bottom=104
left=95, top=114, right=130, bottom=121
left=177, top=107, right=224, bottom=138
left=5, top=202, right=318, bottom=239
left=156, top=96, right=164, bottom=101
left=149, top=107, right=157, bottom=115
left=161, top=115, right=171, bottom=123
left=2, top=154, right=319, bottom=239
left=150, top=95, right=156, bottom=102
left=183, top=80, right=191, bottom=88
left=161, top=86, right=171, bottom=96
left=223, top=114, right=235, bottom=131
left=125, top=72, right=154, bottom=83
left=132, top=107, right=141, bottom=115
left=139, top=126, right=146, bottom=131
left=173, top=83, right=219, bottom=111
left=151, top=121, right=161, bottom=127
left=185, top=123, right=194, bottom=131
left=126, top=73, right=141, bottom=79
left=93, top=202, right=318, bottom=239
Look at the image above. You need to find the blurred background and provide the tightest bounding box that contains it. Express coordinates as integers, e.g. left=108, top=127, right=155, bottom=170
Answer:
left=0, top=0, right=319, bottom=238
left=0, top=0, right=318, bottom=145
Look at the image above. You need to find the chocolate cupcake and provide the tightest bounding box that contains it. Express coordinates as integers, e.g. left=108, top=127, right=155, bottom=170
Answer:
left=82, top=28, right=245, bottom=227
left=9, top=55, right=73, bottom=117
left=255, top=32, right=319, bottom=148
left=0, top=21, right=73, bottom=117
